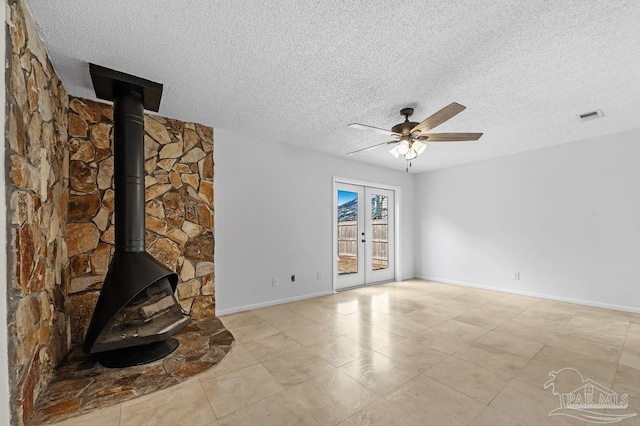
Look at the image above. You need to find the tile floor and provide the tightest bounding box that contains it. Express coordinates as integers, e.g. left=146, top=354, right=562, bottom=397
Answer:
left=53, top=280, right=640, bottom=425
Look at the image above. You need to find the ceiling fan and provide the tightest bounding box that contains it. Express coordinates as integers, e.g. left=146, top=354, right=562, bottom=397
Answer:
left=347, top=103, right=482, bottom=170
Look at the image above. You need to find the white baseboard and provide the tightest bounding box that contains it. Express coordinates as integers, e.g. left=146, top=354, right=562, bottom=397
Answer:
left=216, top=290, right=335, bottom=316
left=418, top=275, right=640, bottom=314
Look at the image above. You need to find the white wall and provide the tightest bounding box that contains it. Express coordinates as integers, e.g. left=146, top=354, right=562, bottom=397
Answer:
left=215, top=130, right=415, bottom=314
left=1, top=1, right=11, bottom=424
left=415, top=128, right=640, bottom=312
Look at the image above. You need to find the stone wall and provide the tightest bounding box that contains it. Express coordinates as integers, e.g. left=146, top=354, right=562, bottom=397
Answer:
left=67, top=97, right=215, bottom=344
left=5, top=1, right=71, bottom=424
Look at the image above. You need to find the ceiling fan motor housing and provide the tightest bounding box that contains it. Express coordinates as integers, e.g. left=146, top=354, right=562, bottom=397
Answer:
left=392, top=121, right=420, bottom=135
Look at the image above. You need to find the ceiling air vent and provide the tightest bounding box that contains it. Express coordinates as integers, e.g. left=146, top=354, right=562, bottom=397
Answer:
left=577, top=109, right=604, bottom=121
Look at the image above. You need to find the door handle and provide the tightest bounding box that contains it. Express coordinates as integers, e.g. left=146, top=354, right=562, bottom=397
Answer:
left=361, top=239, right=366, bottom=243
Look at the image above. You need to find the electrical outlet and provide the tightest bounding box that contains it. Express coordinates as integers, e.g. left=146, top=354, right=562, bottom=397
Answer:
left=513, top=272, right=520, bottom=280
left=317, top=272, right=321, bottom=281
left=272, top=277, right=279, bottom=287
left=291, top=275, right=296, bottom=282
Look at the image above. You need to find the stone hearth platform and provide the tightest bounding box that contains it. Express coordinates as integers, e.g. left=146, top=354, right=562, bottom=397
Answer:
left=29, top=317, right=233, bottom=425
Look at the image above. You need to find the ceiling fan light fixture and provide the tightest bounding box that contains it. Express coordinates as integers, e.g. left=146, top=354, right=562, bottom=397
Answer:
left=389, top=146, right=400, bottom=158
left=405, top=149, right=418, bottom=160
left=397, top=140, right=410, bottom=155
left=413, top=140, right=426, bottom=155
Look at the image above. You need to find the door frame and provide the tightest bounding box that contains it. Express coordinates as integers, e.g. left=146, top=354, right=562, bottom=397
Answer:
left=332, top=177, right=402, bottom=293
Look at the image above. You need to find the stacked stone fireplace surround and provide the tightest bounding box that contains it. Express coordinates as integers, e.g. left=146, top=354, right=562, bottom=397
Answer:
left=5, top=1, right=218, bottom=424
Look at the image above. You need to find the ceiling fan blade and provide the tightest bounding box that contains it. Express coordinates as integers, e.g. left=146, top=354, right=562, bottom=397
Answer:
left=348, top=123, right=402, bottom=137
left=410, top=102, right=467, bottom=135
left=417, top=132, right=483, bottom=142
left=346, top=140, right=397, bottom=155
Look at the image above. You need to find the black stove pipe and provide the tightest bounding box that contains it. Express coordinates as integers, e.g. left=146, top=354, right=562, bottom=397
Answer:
left=113, top=83, right=145, bottom=253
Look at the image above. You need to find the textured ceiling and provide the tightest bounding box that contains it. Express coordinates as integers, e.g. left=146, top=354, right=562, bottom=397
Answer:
left=27, top=0, right=640, bottom=173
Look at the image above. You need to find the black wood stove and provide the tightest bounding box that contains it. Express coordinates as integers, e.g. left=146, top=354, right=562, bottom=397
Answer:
left=83, top=64, right=191, bottom=368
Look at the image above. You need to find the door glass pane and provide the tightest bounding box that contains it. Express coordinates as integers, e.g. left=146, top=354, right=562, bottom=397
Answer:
left=371, top=194, right=388, bottom=270
left=337, top=190, right=358, bottom=274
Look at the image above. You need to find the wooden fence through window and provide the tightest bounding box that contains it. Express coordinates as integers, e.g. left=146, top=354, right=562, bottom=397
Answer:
left=338, top=220, right=388, bottom=271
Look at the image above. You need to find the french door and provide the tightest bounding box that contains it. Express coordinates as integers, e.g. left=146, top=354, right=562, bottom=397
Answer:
left=335, top=183, right=395, bottom=290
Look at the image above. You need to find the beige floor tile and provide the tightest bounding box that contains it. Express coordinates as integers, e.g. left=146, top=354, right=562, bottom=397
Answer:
left=344, top=325, right=404, bottom=350
left=493, top=294, right=541, bottom=309
left=289, top=370, right=378, bottom=426
left=200, top=364, right=284, bottom=418
left=253, top=305, right=315, bottom=331
left=511, top=313, right=566, bottom=332
left=619, top=348, right=640, bottom=370
left=468, top=406, right=529, bottom=426
left=198, top=344, right=258, bottom=380
left=490, top=379, right=586, bottom=425
left=493, top=321, right=557, bottom=345
left=422, top=284, right=474, bottom=299
left=218, top=391, right=319, bottom=426
left=423, top=356, right=511, bottom=404
left=376, top=339, right=447, bottom=372
left=410, top=326, right=477, bottom=354
left=625, top=324, right=640, bottom=352
left=607, top=365, right=640, bottom=425
left=219, top=310, right=263, bottom=330
left=475, top=330, right=545, bottom=359
left=386, top=375, right=485, bottom=426
left=338, top=398, right=422, bottom=426
left=451, top=291, right=496, bottom=306
left=121, top=379, right=215, bottom=426
left=356, top=310, right=428, bottom=338
left=558, top=324, right=627, bottom=347
left=285, top=300, right=337, bottom=322
left=284, top=322, right=342, bottom=347
left=429, top=319, right=490, bottom=340
left=602, top=410, right=640, bottom=425
left=308, top=336, right=369, bottom=367
left=261, top=348, right=335, bottom=388
left=336, top=299, right=372, bottom=315
left=230, top=321, right=280, bottom=343
left=453, top=342, right=530, bottom=378
left=468, top=288, right=510, bottom=301
left=318, top=314, right=363, bottom=335
left=371, top=287, right=425, bottom=303
left=404, top=293, right=449, bottom=309
left=515, top=345, right=618, bottom=389
left=523, top=309, right=576, bottom=323
left=398, top=307, right=453, bottom=329
left=524, top=300, right=578, bottom=314
left=612, top=364, right=640, bottom=394
left=547, top=333, right=622, bottom=364
left=350, top=284, right=394, bottom=298
left=376, top=316, right=429, bottom=338
left=53, top=404, right=121, bottom=426
left=370, top=297, right=424, bottom=317
left=243, top=332, right=304, bottom=362
left=437, top=297, right=486, bottom=313
left=521, top=303, right=577, bottom=322
left=627, top=323, right=640, bottom=337
left=578, top=305, right=632, bottom=320
left=452, top=308, right=513, bottom=331
left=339, top=352, right=419, bottom=396
left=482, top=301, right=527, bottom=315
left=565, top=313, right=630, bottom=337
left=631, top=314, right=640, bottom=326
